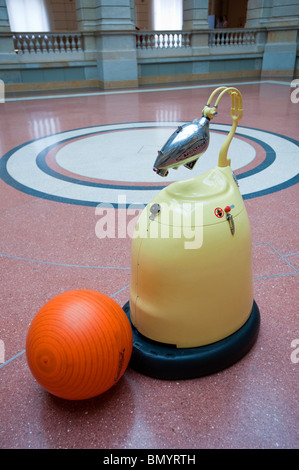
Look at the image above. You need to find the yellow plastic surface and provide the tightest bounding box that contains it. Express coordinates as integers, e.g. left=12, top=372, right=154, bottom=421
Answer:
left=129, top=166, right=253, bottom=348
left=129, top=87, right=253, bottom=348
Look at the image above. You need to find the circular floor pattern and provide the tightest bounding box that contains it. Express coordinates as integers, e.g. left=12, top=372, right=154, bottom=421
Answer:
left=0, top=122, right=298, bottom=207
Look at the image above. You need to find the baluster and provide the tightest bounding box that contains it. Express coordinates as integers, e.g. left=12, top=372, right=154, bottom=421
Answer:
left=27, top=35, right=34, bottom=53
left=19, top=35, right=24, bottom=53
left=150, top=34, right=155, bottom=49
left=62, top=35, right=66, bottom=52
left=73, top=35, right=78, bottom=51
left=180, top=33, right=185, bottom=48
left=186, top=33, right=191, bottom=48
left=76, top=35, right=82, bottom=51
left=145, top=34, right=150, bottom=49
left=13, top=35, right=20, bottom=53
left=18, top=35, right=25, bottom=53
left=26, top=35, right=31, bottom=53
left=141, top=33, right=145, bottom=49
left=178, top=33, right=182, bottom=48
left=150, top=34, right=153, bottom=49
left=167, top=33, right=171, bottom=48
left=67, top=35, right=72, bottom=52
left=41, top=34, right=48, bottom=53
left=139, top=33, right=144, bottom=49
left=58, top=35, right=63, bottom=52
left=168, top=33, right=172, bottom=48
left=25, top=34, right=30, bottom=53
left=47, top=35, right=53, bottom=52
left=158, top=34, right=162, bottom=48
left=53, top=35, right=59, bottom=52
left=32, top=34, right=37, bottom=53
left=67, top=35, right=71, bottom=52
left=174, top=34, right=178, bottom=48
left=12, top=34, right=17, bottom=53
left=36, top=35, right=41, bottom=53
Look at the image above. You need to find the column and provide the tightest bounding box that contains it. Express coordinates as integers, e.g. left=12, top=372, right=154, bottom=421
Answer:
left=246, top=0, right=299, bottom=79
left=183, top=0, right=209, bottom=30
left=75, top=0, right=138, bottom=88
left=246, top=0, right=299, bottom=28
left=184, top=0, right=209, bottom=62
left=0, top=0, right=9, bottom=31
left=0, top=0, right=16, bottom=68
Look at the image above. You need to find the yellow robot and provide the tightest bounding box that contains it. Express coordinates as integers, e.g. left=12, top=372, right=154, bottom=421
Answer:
left=123, top=87, right=260, bottom=379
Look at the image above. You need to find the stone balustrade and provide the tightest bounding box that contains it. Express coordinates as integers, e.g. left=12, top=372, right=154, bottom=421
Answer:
left=136, top=31, right=191, bottom=49
left=135, top=29, right=258, bottom=50
left=12, top=32, right=83, bottom=54
left=209, top=29, right=257, bottom=47
left=0, top=25, right=297, bottom=90
left=8, top=28, right=260, bottom=56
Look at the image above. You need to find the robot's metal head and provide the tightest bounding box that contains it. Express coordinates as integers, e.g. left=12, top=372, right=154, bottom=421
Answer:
left=153, top=116, right=210, bottom=177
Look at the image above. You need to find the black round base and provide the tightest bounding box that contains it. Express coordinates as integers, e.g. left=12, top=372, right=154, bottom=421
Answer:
left=123, top=301, right=260, bottom=380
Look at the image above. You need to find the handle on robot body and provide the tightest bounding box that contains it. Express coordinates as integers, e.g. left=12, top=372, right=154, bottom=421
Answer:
left=202, top=87, right=243, bottom=167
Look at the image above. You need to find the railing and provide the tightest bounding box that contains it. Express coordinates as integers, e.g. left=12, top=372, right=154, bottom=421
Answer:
left=136, top=31, right=191, bottom=49
left=12, top=32, right=83, bottom=54
left=209, top=29, right=257, bottom=47
left=10, top=28, right=258, bottom=54
left=136, top=28, right=258, bottom=50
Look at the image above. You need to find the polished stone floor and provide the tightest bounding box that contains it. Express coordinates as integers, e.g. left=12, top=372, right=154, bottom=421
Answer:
left=0, top=80, right=298, bottom=449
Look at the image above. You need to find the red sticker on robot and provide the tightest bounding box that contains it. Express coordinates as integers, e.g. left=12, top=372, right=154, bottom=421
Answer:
left=214, top=207, right=224, bottom=218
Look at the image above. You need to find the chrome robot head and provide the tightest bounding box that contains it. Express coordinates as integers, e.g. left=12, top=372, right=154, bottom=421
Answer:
left=153, top=116, right=210, bottom=177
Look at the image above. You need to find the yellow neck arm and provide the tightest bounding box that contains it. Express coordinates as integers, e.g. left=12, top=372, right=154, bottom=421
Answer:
left=202, top=87, right=243, bottom=167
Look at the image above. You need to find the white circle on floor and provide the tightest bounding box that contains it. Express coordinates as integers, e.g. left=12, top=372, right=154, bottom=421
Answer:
left=2, top=121, right=299, bottom=206
left=55, top=128, right=255, bottom=182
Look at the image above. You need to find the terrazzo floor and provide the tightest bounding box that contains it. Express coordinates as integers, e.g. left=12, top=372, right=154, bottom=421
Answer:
left=0, top=80, right=298, bottom=450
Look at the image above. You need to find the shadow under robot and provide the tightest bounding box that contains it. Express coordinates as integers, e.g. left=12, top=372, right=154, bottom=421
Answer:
left=123, top=86, right=260, bottom=379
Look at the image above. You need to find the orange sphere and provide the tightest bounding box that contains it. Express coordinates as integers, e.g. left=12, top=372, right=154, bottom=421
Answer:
left=26, top=289, right=133, bottom=400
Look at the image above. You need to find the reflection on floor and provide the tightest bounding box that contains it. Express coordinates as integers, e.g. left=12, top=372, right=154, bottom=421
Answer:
left=0, top=80, right=298, bottom=449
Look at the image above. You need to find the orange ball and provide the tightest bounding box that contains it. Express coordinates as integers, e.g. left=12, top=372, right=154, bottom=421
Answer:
left=26, top=289, right=133, bottom=400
